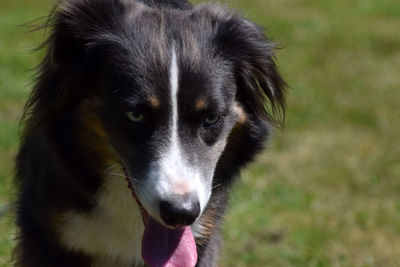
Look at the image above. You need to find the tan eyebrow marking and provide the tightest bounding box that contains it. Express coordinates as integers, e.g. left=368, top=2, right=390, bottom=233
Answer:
left=195, top=98, right=207, bottom=111
left=234, top=102, right=247, bottom=124
left=148, top=95, right=160, bottom=108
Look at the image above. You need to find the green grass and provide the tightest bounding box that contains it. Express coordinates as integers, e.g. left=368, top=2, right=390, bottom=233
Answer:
left=1, top=0, right=399, bottom=266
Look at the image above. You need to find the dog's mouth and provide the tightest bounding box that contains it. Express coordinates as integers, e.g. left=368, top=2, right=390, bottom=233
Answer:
left=124, top=173, right=198, bottom=267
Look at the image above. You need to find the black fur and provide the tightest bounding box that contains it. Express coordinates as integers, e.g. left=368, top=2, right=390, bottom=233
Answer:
left=15, top=0, right=286, bottom=266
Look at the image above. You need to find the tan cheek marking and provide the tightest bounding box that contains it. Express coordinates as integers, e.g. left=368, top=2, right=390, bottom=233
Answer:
left=234, top=102, right=247, bottom=124
left=148, top=95, right=160, bottom=108
left=79, top=99, right=120, bottom=166
left=195, top=207, right=218, bottom=246
left=195, top=98, right=207, bottom=111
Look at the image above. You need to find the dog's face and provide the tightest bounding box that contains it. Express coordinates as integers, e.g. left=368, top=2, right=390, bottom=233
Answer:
left=96, top=7, right=243, bottom=225
left=100, top=43, right=238, bottom=226
left=33, top=0, right=285, bottom=228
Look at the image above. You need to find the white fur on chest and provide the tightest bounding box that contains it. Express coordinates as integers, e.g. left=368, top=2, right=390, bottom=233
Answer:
left=59, top=170, right=144, bottom=267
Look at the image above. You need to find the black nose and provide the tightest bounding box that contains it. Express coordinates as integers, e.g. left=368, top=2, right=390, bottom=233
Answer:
left=159, top=197, right=200, bottom=227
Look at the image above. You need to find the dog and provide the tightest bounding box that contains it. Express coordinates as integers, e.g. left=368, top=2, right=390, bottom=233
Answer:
left=14, top=0, right=286, bottom=266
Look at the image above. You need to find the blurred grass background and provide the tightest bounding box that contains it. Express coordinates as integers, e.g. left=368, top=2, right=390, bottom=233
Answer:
left=0, top=0, right=399, bottom=266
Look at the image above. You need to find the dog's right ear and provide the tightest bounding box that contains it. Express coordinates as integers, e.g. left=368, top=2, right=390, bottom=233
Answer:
left=24, top=0, right=138, bottom=131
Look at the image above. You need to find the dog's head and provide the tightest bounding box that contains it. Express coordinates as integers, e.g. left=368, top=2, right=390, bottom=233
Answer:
left=26, top=0, right=286, bottom=228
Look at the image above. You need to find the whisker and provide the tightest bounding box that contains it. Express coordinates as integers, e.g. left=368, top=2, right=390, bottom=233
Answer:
left=102, top=170, right=143, bottom=185
left=126, top=176, right=143, bottom=185
left=212, top=182, right=224, bottom=190
left=102, top=171, right=125, bottom=178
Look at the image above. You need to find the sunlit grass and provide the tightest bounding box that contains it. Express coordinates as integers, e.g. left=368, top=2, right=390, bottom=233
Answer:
left=1, top=0, right=399, bottom=266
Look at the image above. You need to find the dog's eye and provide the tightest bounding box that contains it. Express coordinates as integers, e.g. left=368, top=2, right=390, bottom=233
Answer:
left=204, top=115, right=221, bottom=127
left=126, top=111, right=144, bottom=123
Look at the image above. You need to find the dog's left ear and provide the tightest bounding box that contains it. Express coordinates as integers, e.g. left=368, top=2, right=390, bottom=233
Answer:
left=214, top=15, right=287, bottom=126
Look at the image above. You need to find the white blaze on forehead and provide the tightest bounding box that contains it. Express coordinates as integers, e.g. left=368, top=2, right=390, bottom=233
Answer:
left=153, top=47, right=209, bottom=211
left=170, top=48, right=179, bottom=151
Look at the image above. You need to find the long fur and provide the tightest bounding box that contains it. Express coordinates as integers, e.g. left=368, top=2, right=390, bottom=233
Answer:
left=15, top=0, right=286, bottom=266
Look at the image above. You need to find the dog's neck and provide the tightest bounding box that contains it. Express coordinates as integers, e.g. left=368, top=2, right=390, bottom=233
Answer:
left=58, top=166, right=144, bottom=266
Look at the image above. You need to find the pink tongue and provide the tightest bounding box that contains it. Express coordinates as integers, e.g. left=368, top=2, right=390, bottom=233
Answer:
left=142, top=217, right=197, bottom=267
